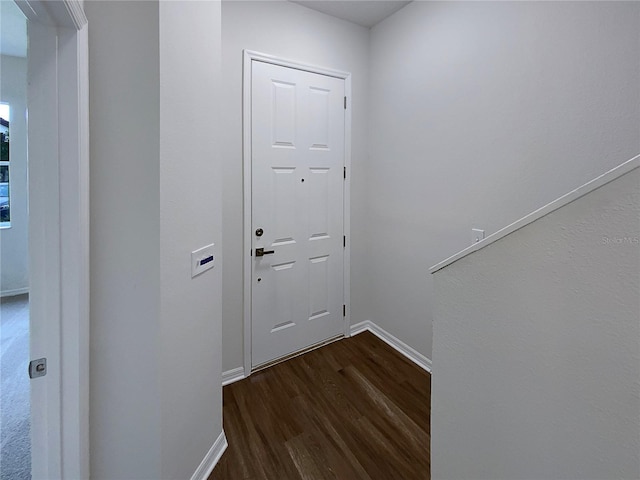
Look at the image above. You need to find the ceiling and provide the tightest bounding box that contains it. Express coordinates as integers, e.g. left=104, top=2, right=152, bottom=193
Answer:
left=0, top=1, right=410, bottom=60
left=0, top=1, right=27, bottom=58
left=290, top=1, right=411, bottom=28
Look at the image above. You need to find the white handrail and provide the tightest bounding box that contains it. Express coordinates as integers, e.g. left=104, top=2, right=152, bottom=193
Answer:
left=430, top=154, right=640, bottom=274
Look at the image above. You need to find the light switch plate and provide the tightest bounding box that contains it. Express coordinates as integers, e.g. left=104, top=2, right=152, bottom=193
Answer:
left=191, top=243, right=215, bottom=278
left=471, top=228, right=485, bottom=244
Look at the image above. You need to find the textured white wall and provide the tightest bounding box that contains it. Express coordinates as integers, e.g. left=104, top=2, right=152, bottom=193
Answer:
left=158, top=2, right=223, bottom=479
left=88, top=2, right=162, bottom=477
left=88, top=2, right=161, bottom=477
left=431, top=167, right=640, bottom=480
left=0, top=54, right=28, bottom=295
left=368, top=1, right=640, bottom=360
left=88, top=2, right=223, bottom=478
left=221, top=0, right=370, bottom=372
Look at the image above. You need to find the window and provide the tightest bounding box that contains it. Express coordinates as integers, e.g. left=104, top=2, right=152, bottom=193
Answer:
left=0, top=103, right=10, bottom=227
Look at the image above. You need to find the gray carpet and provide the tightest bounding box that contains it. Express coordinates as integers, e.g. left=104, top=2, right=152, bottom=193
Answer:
left=0, top=294, right=31, bottom=480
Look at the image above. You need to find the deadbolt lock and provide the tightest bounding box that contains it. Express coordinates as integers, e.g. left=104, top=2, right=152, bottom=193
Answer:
left=255, top=228, right=264, bottom=237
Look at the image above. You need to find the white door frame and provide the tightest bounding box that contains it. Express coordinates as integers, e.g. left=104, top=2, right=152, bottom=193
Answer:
left=17, top=1, right=89, bottom=478
left=242, top=50, right=351, bottom=376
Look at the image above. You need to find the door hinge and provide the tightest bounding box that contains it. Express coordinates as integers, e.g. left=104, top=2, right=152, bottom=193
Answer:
left=29, top=358, right=47, bottom=379
left=344, top=96, right=347, bottom=110
left=343, top=166, right=346, bottom=179
left=343, top=235, right=346, bottom=248
left=343, top=304, right=346, bottom=317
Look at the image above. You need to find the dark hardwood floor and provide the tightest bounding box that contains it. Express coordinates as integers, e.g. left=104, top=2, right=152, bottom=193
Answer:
left=210, top=331, right=430, bottom=480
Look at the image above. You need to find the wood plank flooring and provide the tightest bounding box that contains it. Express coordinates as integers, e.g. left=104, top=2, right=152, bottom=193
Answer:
left=210, top=331, right=430, bottom=480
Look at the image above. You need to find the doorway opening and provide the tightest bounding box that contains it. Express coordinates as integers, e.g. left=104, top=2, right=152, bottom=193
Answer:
left=0, top=3, right=30, bottom=477
left=1, top=1, right=89, bottom=478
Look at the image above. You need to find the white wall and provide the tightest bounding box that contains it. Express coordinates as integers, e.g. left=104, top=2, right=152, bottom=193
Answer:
left=431, top=167, right=640, bottom=480
left=0, top=54, right=28, bottom=295
left=88, top=2, right=161, bottom=477
left=158, top=2, right=223, bottom=478
left=368, top=1, right=640, bottom=360
left=87, top=1, right=223, bottom=478
left=221, top=0, right=370, bottom=372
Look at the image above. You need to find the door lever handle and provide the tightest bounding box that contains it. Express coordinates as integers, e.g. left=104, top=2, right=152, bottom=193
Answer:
left=255, top=247, right=275, bottom=257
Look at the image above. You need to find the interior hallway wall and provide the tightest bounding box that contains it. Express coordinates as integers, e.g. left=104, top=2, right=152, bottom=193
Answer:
left=158, top=2, right=223, bottom=478
left=368, top=1, right=640, bottom=360
left=221, top=0, right=370, bottom=372
left=0, top=55, right=28, bottom=295
left=431, top=167, right=640, bottom=479
left=88, top=3, right=161, bottom=476
left=87, top=2, right=223, bottom=478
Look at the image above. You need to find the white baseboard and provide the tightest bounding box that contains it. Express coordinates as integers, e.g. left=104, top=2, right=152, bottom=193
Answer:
left=1, top=287, right=29, bottom=298
left=222, top=366, right=245, bottom=386
left=351, top=320, right=432, bottom=373
left=190, top=430, right=228, bottom=480
left=222, top=322, right=431, bottom=385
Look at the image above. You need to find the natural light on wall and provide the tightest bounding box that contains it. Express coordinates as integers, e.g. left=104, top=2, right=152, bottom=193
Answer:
left=0, top=103, right=10, bottom=227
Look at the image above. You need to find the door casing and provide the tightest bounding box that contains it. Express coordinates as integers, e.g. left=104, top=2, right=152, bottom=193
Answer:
left=242, top=50, right=352, bottom=376
left=17, top=1, right=90, bottom=478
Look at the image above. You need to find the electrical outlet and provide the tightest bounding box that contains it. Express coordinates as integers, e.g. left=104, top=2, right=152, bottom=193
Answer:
left=471, top=228, right=485, bottom=244
left=191, top=243, right=215, bottom=278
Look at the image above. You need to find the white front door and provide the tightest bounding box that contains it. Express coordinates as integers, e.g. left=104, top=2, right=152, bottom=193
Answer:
left=251, top=60, right=345, bottom=368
